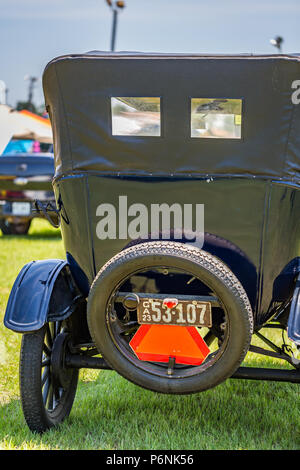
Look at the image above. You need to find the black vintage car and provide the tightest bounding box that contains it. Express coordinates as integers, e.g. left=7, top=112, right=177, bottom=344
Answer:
left=4, top=52, right=300, bottom=433
left=0, top=151, right=55, bottom=234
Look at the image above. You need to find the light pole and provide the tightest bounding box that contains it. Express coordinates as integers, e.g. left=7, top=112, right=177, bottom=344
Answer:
left=270, top=36, right=284, bottom=53
left=24, top=75, right=38, bottom=110
left=105, top=1, right=125, bottom=52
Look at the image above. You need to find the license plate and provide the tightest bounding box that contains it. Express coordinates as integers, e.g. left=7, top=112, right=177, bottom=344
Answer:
left=12, top=202, right=31, bottom=216
left=137, top=298, right=212, bottom=327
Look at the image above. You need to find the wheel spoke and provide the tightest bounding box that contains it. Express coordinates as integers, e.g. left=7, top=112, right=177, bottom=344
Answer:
left=43, top=343, right=51, bottom=357
left=42, top=376, right=50, bottom=405
left=55, top=321, right=62, bottom=336
left=42, top=357, right=51, bottom=367
left=41, top=366, right=50, bottom=387
left=50, top=322, right=56, bottom=341
left=47, top=384, right=54, bottom=411
left=46, top=324, right=53, bottom=349
left=54, top=385, right=61, bottom=405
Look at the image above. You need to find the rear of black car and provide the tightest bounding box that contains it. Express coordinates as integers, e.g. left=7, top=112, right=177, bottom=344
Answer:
left=0, top=153, right=54, bottom=234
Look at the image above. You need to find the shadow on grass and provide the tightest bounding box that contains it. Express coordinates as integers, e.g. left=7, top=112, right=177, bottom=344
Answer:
left=1, top=370, right=299, bottom=450
left=0, top=224, right=61, bottom=240
left=0, top=233, right=62, bottom=242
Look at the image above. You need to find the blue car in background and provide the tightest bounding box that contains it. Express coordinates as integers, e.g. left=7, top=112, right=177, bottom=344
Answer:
left=0, top=139, right=54, bottom=234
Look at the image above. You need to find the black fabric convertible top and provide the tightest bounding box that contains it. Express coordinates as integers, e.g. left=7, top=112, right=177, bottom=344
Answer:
left=43, top=52, right=300, bottom=181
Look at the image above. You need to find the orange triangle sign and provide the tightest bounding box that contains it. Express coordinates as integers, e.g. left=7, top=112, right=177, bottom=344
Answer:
left=129, top=324, right=210, bottom=365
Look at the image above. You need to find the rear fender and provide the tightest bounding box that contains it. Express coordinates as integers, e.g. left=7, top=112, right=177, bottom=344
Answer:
left=4, top=259, right=83, bottom=333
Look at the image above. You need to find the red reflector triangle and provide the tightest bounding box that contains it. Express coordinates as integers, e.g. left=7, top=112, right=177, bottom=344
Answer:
left=129, top=324, right=210, bottom=365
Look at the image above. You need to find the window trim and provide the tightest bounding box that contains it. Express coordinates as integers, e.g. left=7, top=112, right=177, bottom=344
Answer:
left=189, top=97, right=244, bottom=141
left=110, top=96, right=163, bottom=138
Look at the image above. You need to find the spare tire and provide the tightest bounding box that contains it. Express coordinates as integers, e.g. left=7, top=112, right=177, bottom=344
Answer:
left=87, top=241, right=253, bottom=394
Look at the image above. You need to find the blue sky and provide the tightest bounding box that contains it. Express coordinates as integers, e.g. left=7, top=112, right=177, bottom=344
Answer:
left=0, top=0, right=299, bottom=108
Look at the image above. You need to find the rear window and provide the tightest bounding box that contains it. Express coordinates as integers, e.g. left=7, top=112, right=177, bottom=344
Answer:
left=191, top=98, right=242, bottom=139
left=111, top=97, right=161, bottom=137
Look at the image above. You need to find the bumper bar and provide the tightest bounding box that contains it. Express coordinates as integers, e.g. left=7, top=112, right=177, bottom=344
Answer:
left=231, top=366, right=300, bottom=383
left=65, top=354, right=300, bottom=383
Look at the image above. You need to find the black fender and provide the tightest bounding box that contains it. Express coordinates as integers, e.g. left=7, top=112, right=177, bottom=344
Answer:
left=4, top=259, right=83, bottom=333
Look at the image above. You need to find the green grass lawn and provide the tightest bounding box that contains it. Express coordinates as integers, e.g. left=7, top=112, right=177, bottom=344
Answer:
left=0, top=219, right=299, bottom=450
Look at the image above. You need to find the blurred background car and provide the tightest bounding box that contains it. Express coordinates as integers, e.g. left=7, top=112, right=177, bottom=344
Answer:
left=0, top=105, right=54, bottom=235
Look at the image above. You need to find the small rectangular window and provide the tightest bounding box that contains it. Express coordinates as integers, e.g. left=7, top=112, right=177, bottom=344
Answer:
left=111, top=97, right=161, bottom=136
left=191, top=98, right=242, bottom=139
